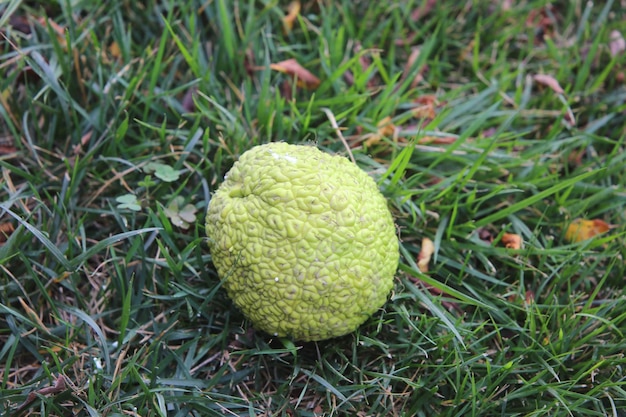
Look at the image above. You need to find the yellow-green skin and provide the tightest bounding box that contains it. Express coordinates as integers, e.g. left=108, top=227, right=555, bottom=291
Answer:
left=206, top=142, right=399, bottom=341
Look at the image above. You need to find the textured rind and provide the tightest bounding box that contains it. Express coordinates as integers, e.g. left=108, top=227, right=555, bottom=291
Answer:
left=206, top=142, right=399, bottom=341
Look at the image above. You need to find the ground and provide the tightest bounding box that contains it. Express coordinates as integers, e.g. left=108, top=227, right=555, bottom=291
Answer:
left=1, top=1, right=625, bottom=416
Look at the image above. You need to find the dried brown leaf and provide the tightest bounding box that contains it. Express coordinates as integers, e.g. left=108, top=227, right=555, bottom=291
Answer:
left=108, top=41, right=122, bottom=60
left=403, top=47, right=425, bottom=88
left=364, top=116, right=396, bottom=147
left=376, top=116, right=396, bottom=137
left=269, top=59, right=320, bottom=90
left=481, top=127, right=497, bottom=138
left=413, top=99, right=436, bottom=112
left=411, top=94, right=437, bottom=120
left=181, top=87, right=197, bottom=112
left=72, top=131, right=93, bottom=156
left=409, top=275, right=461, bottom=312
left=16, top=375, right=67, bottom=413
left=36, top=17, right=67, bottom=47
left=533, top=73, right=564, bottom=94
left=343, top=43, right=378, bottom=90
left=279, top=79, right=293, bottom=100
left=18, top=297, right=50, bottom=333
left=417, top=136, right=457, bottom=145
left=0, top=222, right=15, bottom=244
left=477, top=227, right=494, bottom=243
left=501, top=0, right=513, bottom=11
left=564, top=107, right=576, bottom=127
left=343, top=70, right=355, bottom=86
left=501, top=233, right=522, bottom=250
left=0, top=135, right=17, bottom=155
left=411, top=0, right=436, bottom=21
left=567, top=147, right=585, bottom=166
left=8, top=14, right=31, bottom=34
left=417, top=237, right=434, bottom=273
left=283, top=1, right=301, bottom=34
left=565, top=219, right=613, bottom=243
left=525, top=6, right=557, bottom=44
left=609, top=30, right=626, bottom=57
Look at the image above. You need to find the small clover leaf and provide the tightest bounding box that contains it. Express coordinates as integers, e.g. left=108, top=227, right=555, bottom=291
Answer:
left=138, top=175, right=157, bottom=188
left=142, top=161, right=161, bottom=174
left=116, top=194, right=142, bottom=211
left=164, top=196, right=197, bottom=229
left=143, top=162, right=181, bottom=182
left=178, top=204, right=197, bottom=223
left=154, top=165, right=180, bottom=182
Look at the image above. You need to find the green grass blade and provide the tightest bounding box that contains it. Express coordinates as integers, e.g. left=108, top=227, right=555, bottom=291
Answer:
left=470, top=169, right=601, bottom=228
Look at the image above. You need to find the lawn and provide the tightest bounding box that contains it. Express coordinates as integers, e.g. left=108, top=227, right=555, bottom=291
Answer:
left=1, top=0, right=626, bottom=416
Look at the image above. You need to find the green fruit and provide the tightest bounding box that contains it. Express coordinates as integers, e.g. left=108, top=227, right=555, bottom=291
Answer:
left=206, top=142, right=399, bottom=341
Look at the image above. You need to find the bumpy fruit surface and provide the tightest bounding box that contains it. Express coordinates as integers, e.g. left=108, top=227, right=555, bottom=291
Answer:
left=206, top=142, right=399, bottom=341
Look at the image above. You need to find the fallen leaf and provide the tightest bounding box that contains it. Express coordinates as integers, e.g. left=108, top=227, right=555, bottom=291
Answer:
left=565, top=219, right=612, bottom=243
left=269, top=59, right=320, bottom=90
left=409, top=274, right=461, bottom=313
left=411, top=94, right=437, bottom=119
left=563, top=107, right=576, bottom=127
left=279, top=79, right=293, bottom=101
left=0, top=136, right=17, bottom=155
left=501, top=233, right=522, bottom=250
left=567, top=147, right=585, bottom=166
left=18, top=297, right=51, bottom=333
left=7, top=14, right=31, bottom=34
left=402, top=47, right=428, bottom=88
left=609, top=30, right=626, bottom=57
left=525, top=6, right=557, bottom=44
left=342, top=70, right=355, bottom=86
left=108, top=41, right=122, bottom=60
left=414, top=94, right=437, bottom=106
left=36, top=17, right=67, bottom=48
left=460, top=39, right=475, bottom=63
left=501, top=0, right=513, bottom=11
left=417, top=136, right=457, bottom=145
left=481, top=127, right=497, bottom=138
left=376, top=117, right=396, bottom=137
left=356, top=44, right=377, bottom=89
left=417, top=237, right=434, bottom=273
left=72, top=130, right=93, bottom=155
left=181, top=86, right=197, bottom=112
left=411, top=0, right=436, bottom=21
left=533, top=74, right=564, bottom=94
left=14, top=64, right=41, bottom=85
left=477, top=227, right=494, bottom=243
left=243, top=47, right=256, bottom=76
left=52, top=271, right=71, bottom=284
left=283, top=1, right=301, bottom=34
left=0, top=222, right=15, bottom=244
left=343, top=43, right=377, bottom=89
left=16, top=375, right=67, bottom=413
left=364, top=116, right=397, bottom=147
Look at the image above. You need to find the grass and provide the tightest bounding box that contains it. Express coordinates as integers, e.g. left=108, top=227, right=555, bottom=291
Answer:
left=1, top=0, right=625, bottom=415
